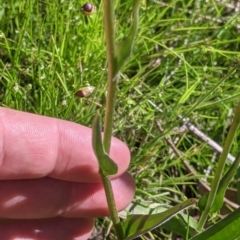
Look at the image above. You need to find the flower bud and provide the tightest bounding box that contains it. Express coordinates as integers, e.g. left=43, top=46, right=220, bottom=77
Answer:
left=80, top=3, right=97, bottom=16
left=75, top=86, right=95, bottom=98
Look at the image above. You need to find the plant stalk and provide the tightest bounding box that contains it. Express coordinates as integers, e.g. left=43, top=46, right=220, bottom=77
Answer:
left=101, top=0, right=124, bottom=239
left=100, top=172, right=124, bottom=239
left=103, top=0, right=119, bottom=152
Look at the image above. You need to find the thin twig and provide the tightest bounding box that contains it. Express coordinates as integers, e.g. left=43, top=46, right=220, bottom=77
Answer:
left=181, top=117, right=235, bottom=163
left=156, top=121, right=239, bottom=211
left=147, top=101, right=235, bottom=163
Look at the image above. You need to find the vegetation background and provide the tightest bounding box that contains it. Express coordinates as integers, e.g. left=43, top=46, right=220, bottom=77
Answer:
left=1, top=0, right=240, bottom=239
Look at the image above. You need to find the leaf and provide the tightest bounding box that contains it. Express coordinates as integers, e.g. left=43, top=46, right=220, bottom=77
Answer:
left=92, top=112, right=118, bottom=176
left=237, top=168, right=240, bottom=205
left=198, top=193, right=209, bottom=211
left=119, top=200, right=198, bottom=238
left=161, top=214, right=198, bottom=238
left=179, top=79, right=201, bottom=104
left=190, top=207, right=240, bottom=240
left=198, top=151, right=240, bottom=213
left=115, top=0, right=141, bottom=74
left=122, top=198, right=197, bottom=240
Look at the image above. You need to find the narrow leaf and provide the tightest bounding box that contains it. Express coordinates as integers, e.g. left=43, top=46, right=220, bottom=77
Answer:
left=92, top=112, right=118, bottom=176
left=122, top=198, right=197, bottom=240
left=115, top=0, right=141, bottom=74
left=190, top=207, right=240, bottom=240
left=237, top=168, right=240, bottom=205
left=198, top=151, right=240, bottom=213
left=120, top=200, right=198, bottom=238
left=161, top=215, right=198, bottom=238
left=179, top=79, right=201, bottom=104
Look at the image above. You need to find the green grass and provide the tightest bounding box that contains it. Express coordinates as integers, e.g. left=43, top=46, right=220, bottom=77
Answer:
left=1, top=0, right=240, bottom=239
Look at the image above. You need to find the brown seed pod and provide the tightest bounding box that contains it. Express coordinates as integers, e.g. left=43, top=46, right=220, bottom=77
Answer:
left=75, top=86, right=95, bottom=98
left=80, top=3, right=97, bottom=16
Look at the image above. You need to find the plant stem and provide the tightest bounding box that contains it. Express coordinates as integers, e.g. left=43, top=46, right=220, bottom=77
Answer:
left=101, top=0, right=124, bottom=239
left=101, top=172, right=125, bottom=239
left=197, top=101, right=240, bottom=231
left=103, top=81, right=118, bottom=152
left=103, top=0, right=118, bottom=152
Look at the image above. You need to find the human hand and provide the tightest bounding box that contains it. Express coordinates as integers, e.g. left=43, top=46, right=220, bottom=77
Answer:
left=0, top=107, right=135, bottom=240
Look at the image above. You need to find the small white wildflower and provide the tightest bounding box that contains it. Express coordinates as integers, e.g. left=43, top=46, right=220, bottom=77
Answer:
left=13, top=83, right=20, bottom=92
left=62, top=100, right=67, bottom=107
left=40, top=74, right=46, bottom=80
left=6, top=62, right=11, bottom=69
left=25, top=84, right=32, bottom=91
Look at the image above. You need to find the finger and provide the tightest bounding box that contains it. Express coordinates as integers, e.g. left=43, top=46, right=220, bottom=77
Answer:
left=0, top=173, right=135, bottom=219
left=0, top=107, right=130, bottom=182
left=0, top=217, right=94, bottom=240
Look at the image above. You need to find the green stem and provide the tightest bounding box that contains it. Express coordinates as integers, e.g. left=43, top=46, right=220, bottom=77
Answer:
left=103, top=0, right=119, bottom=152
left=101, top=0, right=124, bottom=239
left=197, top=101, right=240, bottom=231
left=100, top=172, right=125, bottom=239
left=103, top=80, right=118, bottom=152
